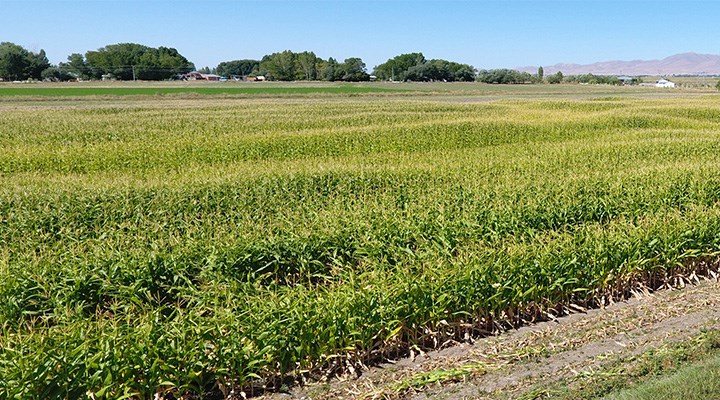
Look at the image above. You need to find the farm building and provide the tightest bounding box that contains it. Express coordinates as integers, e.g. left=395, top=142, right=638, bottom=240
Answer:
left=655, top=79, right=676, bottom=88
left=179, top=72, right=223, bottom=81
left=618, top=76, right=636, bottom=85
left=179, top=72, right=203, bottom=80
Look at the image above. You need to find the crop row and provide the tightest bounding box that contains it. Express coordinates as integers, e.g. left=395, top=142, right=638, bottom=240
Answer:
left=2, top=95, right=720, bottom=398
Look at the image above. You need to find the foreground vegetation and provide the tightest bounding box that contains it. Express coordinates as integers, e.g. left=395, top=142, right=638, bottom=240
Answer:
left=605, top=352, right=720, bottom=400
left=1, top=85, right=720, bottom=398
left=551, top=329, right=720, bottom=400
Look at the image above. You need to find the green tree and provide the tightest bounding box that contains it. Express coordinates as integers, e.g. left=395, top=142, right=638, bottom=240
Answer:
left=259, top=50, right=298, bottom=81
left=405, top=62, right=440, bottom=82
left=152, top=47, right=194, bottom=79
left=215, top=59, right=259, bottom=78
left=0, top=42, right=29, bottom=81
left=546, top=71, right=564, bottom=84
left=374, top=54, right=474, bottom=82
left=565, top=73, right=620, bottom=85
left=61, top=53, right=90, bottom=79
left=373, top=52, right=426, bottom=81
left=318, top=57, right=369, bottom=81
left=537, top=66, right=544, bottom=82
left=340, top=57, right=370, bottom=81
left=447, top=62, right=476, bottom=82
left=477, top=69, right=532, bottom=84
left=320, top=57, right=342, bottom=81
left=41, top=66, right=75, bottom=82
left=86, top=43, right=143, bottom=80
left=0, top=42, right=49, bottom=81
left=296, top=51, right=320, bottom=80
left=26, top=49, right=50, bottom=80
left=85, top=43, right=193, bottom=80
left=427, top=59, right=476, bottom=82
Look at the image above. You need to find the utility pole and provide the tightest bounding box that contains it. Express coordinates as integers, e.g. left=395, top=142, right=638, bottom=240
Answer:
left=132, top=65, right=136, bottom=81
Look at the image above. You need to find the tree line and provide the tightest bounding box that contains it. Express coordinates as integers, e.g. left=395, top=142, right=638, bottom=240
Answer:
left=213, top=51, right=475, bottom=82
left=0, top=42, right=194, bottom=81
left=0, top=42, right=52, bottom=81
left=197, top=53, right=371, bottom=82
left=373, top=52, right=475, bottom=82
left=0, top=41, right=636, bottom=85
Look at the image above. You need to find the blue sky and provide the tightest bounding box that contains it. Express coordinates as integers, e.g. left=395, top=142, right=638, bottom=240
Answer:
left=2, top=0, right=719, bottom=71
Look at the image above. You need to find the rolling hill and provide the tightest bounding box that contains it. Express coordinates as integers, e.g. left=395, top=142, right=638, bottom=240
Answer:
left=519, top=52, right=720, bottom=76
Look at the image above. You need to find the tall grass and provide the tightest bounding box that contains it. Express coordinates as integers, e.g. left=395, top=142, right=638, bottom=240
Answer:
left=2, top=95, right=720, bottom=398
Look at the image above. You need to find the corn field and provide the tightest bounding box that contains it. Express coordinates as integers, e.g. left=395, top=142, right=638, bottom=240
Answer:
left=2, top=89, right=720, bottom=398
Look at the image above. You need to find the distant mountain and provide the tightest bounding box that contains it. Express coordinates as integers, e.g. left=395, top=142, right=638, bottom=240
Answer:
left=518, top=53, right=720, bottom=76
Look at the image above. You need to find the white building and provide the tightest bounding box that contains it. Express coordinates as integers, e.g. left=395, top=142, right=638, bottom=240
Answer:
left=655, top=79, right=676, bottom=88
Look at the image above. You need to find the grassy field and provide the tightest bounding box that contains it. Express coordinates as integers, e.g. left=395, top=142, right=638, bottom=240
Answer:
left=605, top=353, right=720, bottom=400
left=1, top=83, right=720, bottom=398
left=0, top=83, right=406, bottom=97
left=2, top=79, right=712, bottom=99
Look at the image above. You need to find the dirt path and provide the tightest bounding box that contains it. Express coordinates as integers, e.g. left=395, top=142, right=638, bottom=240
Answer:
left=261, top=277, right=720, bottom=400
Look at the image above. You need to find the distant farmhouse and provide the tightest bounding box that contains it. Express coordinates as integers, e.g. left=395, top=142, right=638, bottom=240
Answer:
left=618, top=76, right=636, bottom=85
left=180, top=72, right=264, bottom=81
left=179, top=72, right=222, bottom=81
left=655, top=79, right=676, bottom=88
